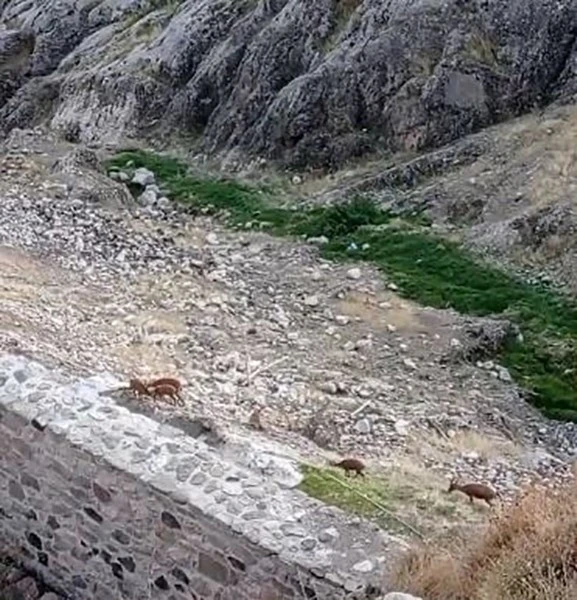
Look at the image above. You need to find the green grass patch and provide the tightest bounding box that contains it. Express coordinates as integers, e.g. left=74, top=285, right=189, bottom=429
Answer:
left=298, top=465, right=416, bottom=534
left=106, top=149, right=577, bottom=421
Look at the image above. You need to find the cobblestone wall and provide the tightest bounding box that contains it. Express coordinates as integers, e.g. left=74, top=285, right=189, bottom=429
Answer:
left=0, top=355, right=394, bottom=599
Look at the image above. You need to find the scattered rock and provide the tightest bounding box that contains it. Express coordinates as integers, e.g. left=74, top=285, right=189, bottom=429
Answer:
left=138, top=188, right=158, bottom=207
left=394, top=420, right=410, bottom=436
left=354, top=418, right=372, bottom=435
left=304, top=295, right=320, bottom=307
left=131, top=167, right=155, bottom=187
left=352, top=559, right=374, bottom=573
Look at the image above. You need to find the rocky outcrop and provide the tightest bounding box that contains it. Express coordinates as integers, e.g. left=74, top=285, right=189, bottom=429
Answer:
left=0, top=27, right=35, bottom=107
left=51, top=146, right=135, bottom=209
left=1, top=0, right=577, bottom=169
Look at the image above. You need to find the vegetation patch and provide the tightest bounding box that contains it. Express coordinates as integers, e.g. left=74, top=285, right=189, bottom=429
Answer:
left=392, top=481, right=577, bottom=599
left=106, top=149, right=577, bottom=421
left=298, top=464, right=418, bottom=535
left=464, top=30, right=499, bottom=68
left=124, top=0, right=183, bottom=29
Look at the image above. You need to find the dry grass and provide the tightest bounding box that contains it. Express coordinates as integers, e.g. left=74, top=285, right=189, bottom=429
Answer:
left=448, top=430, right=522, bottom=461
left=391, top=480, right=577, bottom=600
left=464, top=31, right=499, bottom=68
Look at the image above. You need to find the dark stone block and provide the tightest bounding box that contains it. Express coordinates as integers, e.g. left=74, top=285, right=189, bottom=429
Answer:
left=154, top=576, right=170, bottom=591
left=24, top=508, right=37, bottom=521
left=83, top=507, right=103, bottom=523
left=72, top=575, right=87, bottom=589
left=20, top=473, right=40, bottom=491
left=101, top=550, right=112, bottom=564
left=112, top=529, right=130, bottom=545
left=171, top=567, right=189, bottom=584
left=9, top=480, right=25, bottom=501
left=118, top=556, right=135, bottom=573
left=93, top=482, right=112, bottom=503
left=111, top=562, right=124, bottom=580
left=303, top=585, right=317, bottom=599
left=198, top=552, right=229, bottom=584
left=71, top=487, right=89, bottom=502
left=13, top=369, right=28, bottom=383
left=26, top=532, right=42, bottom=550
left=161, top=511, right=181, bottom=529
left=30, top=419, right=46, bottom=432
left=227, top=556, right=246, bottom=572
left=37, top=551, right=49, bottom=566
left=47, top=516, right=60, bottom=530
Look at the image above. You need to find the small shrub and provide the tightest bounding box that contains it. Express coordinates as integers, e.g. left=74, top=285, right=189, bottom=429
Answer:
left=334, top=0, right=363, bottom=23
left=465, top=31, right=499, bottom=67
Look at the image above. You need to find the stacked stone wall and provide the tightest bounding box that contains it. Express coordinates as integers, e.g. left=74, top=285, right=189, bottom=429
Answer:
left=0, top=355, right=393, bottom=599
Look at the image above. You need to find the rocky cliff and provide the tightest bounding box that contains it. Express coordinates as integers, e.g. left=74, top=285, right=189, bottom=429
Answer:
left=2, top=0, right=577, bottom=170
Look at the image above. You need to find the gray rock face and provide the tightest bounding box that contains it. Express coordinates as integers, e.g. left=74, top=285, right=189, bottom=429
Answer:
left=1, top=0, right=577, bottom=168
left=0, top=28, right=35, bottom=107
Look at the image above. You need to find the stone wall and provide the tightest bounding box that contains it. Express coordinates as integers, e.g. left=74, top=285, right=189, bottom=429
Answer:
left=0, top=354, right=395, bottom=599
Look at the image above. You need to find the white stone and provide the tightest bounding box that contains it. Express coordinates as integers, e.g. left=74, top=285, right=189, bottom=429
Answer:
left=131, top=167, right=155, bottom=186
left=354, top=418, right=372, bottom=435
left=352, top=559, right=374, bottom=573
left=304, top=295, right=320, bottom=307
left=496, top=365, right=513, bottom=383
left=145, top=184, right=161, bottom=195
left=383, top=593, right=423, bottom=600
left=394, top=419, right=410, bottom=436
left=307, top=235, right=329, bottom=245
left=138, top=188, right=157, bottom=206
left=346, top=267, right=362, bottom=280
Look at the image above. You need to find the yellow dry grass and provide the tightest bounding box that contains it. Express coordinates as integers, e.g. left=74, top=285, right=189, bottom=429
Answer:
left=448, top=430, right=522, bottom=461
left=391, top=480, right=577, bottom=600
